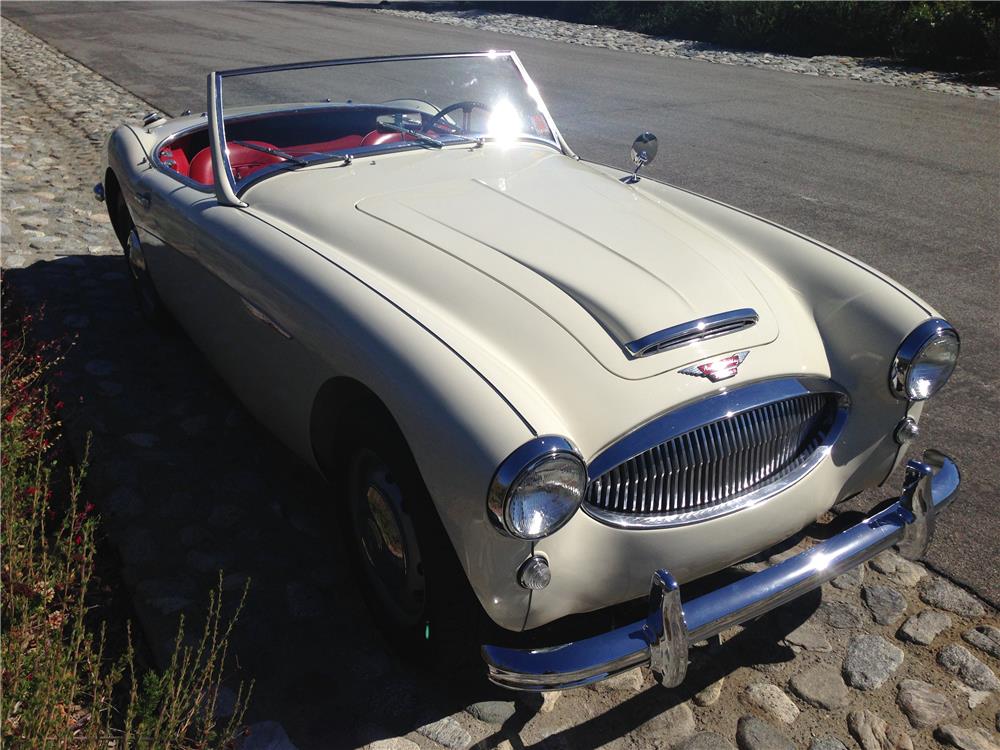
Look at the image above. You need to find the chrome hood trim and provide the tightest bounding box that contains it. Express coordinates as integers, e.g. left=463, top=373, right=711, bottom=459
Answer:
left=625, top=308, right=759, bottom=358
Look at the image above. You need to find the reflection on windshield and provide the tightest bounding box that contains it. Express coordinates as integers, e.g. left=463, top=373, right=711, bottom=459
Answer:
left=159, top=53, right=561, bottom=190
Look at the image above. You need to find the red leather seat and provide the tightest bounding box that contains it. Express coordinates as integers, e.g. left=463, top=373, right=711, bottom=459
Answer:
left=188, top=136, right=366, bottom=185
left=158, top=146, right=190, bottom=177
left=188, top=141, right=284, bottom=185
left=283, top=134, right=364, bottom=156
left=361, top=130, right=405, bottom=147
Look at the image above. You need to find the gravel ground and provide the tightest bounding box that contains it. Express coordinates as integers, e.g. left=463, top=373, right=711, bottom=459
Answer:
left=374, top=8, right=1000, bottom=101
left=3, top=18, right=1000, bottom=750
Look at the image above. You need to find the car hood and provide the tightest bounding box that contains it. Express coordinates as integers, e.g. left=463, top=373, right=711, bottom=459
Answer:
left=353, top=160, right=779, bottom=377
left=247, top=146, right=821, bottom=446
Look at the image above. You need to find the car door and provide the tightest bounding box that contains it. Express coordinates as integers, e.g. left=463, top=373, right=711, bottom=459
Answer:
left=134, top=161, right=326, bottom=458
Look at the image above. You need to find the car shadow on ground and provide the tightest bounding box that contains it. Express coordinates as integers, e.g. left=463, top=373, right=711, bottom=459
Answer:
left=2, top=255, right=820, bottom=749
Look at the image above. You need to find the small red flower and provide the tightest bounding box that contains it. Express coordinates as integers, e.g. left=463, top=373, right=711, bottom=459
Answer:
left=54, top=401, right=64, bottom=410
left=73, top=535, right=83, bottom=545
left=84, top=502, right=96, bottom=513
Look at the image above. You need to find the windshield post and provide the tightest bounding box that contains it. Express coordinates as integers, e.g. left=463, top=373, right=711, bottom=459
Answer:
left=208, top=72, right=245, bottom=207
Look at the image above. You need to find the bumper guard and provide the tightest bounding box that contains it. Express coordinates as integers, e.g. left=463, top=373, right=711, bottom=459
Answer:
left=482, top=449, right=960, bottom=691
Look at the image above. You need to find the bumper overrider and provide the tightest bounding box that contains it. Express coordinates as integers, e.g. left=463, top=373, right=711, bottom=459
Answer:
left=482, top=449, right=960, bottom=691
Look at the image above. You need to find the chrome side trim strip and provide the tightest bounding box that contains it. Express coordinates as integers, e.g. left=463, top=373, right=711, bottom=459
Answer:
left=625, top=308, right=758, bottom=358
left=482, top=450, right=960, bottom=691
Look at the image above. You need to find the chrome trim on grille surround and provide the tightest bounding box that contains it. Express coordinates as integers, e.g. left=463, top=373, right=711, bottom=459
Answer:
left=583, top=379, right=849, bottom=529
left=625, top=308, right=758, bottom=358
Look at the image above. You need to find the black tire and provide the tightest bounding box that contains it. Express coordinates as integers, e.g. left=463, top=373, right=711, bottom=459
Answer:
left=342, top=408, right=485, bottom=670
left=110, top=186, right=172, bottom=331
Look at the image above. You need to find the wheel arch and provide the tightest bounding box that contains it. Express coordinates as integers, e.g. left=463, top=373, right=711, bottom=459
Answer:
left=309, top=375, right=413, bottom=489
left=103, top=168, right=131, bottom=250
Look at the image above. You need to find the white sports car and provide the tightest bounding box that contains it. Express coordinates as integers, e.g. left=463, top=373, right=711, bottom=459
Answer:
left=97, top=51, right=961, bottom=690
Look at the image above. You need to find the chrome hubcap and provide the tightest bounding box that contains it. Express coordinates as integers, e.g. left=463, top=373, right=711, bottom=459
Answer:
left=350, top=450, right=425, bottom=627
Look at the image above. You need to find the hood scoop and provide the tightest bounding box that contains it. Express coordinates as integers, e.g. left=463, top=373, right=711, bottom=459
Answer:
left=625, top=308, right=759, bottom=358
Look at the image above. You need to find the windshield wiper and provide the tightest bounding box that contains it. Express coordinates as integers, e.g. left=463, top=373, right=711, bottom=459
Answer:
left=233, top=140, right=309, bottom=165
left=378, top=122, right=445, bottom=148
left=233, top=140, right=352, bottom=168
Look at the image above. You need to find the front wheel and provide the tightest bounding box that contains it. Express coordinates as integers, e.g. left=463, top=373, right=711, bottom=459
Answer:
left=344, top=414, right=484, bottom=666
left=110, top=186, right=171, bottom=330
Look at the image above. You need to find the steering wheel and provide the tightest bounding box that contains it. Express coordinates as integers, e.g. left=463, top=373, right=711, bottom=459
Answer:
left=423, top=100, right=492, bottom=134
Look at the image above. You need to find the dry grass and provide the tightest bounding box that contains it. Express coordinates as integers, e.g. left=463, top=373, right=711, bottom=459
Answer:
left=1, top=287, right=253, bottom=748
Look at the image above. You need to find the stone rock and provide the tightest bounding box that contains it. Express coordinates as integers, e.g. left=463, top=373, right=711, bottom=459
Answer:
left=789, top=665, right=850, bottom=710
left=843, top=634, right=904, bottom=690
left=120, top=527, right=156, bottom=565
left=862, top=585, right=907, bottom=625
left=870, top=551, right=926, bottom=587
left=84, top=358, right=116, bottom=376
left=208, top=504, right=243, bottom=529
left=919, top=578, right=985, bottom=617
left=99, top=381, right=123, bottom=396
left=742, top=682, right=799, bottom=724
left=831, top=565, right=865, bottom=590
left=643, top=702, right=696, bottom=746
left=539, top=691, right=561, bottom=713
left=465, top=700, right=515, bottom=724
left=179, top=414, right=209, bottom=436
left=954, top=681, right=991, bottom=709
left=898, top=610, right=951, bottom=645
left=809, top=739, right=849, bottom=750
left=363, top=740, right=420, bottom=750
left=103, top=486, right=144, bottom=519
left=212, top=686, right=237, bottom=719
left=285, top=581, right=326, bottom=620
left=782, top=621, right=832, bottom=653
left=896, top=679, right=956, bottom=728
left=593, top=666, right=645, bottom=693
left=693, top=677, right=725, bottom=706
left=963, top=625, right=1000, bottom=659
left=238, top=721, right=299, bottom=750
left=415, top=716, right=471, bottom=750
left=124, top=432, right=158, bottom=448
left=818, top=600, right=867, bottom=629
left=934, top=725, right=1000, bottom=750
left=677, top=732, right=736, bottom=750
left=937, top=644, right=1000, bottom=691
left=847, top=710, right=913, bottom=750
left=735, top=716, right=795, bottom=750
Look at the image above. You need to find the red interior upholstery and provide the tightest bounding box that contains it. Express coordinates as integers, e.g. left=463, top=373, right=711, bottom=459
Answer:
left=158, top=146, right=190, bottom=177
left=188, top=141, right=286, bottom=185
left=282, top=134, right=364, bottom=156
left=187, top=135, right=368, bottom=185
left=361, top=130, right=406, bottom=147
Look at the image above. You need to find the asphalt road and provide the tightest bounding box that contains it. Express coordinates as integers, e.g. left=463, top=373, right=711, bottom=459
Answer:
left=4, top=1, right=998, bottom=604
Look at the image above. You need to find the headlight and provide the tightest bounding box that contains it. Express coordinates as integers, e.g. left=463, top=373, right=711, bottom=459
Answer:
left=890, top=319, right=960, bottom=401
left=488, top=436, right=586, bottom=540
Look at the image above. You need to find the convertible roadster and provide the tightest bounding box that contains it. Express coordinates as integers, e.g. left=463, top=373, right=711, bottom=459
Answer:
left=96, top=51, right=961, bottom=690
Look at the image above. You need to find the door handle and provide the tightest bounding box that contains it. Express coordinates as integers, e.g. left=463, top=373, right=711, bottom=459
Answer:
left=240, top=297, right=292, bottom=339
left=134, top=192, right=151, bottom=210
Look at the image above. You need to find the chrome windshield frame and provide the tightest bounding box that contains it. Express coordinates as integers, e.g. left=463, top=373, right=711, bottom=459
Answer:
left=207, top=51, right=575, bottom=204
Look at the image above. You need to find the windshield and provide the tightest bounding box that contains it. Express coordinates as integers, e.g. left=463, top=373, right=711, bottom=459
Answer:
left=207, top=52, right=563, bottom=194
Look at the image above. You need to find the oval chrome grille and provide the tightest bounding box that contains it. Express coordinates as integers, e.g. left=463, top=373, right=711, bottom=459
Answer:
left=585, top=393, right=841, bottom=525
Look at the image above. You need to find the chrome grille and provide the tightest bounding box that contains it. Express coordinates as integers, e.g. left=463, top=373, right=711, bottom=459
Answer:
left=585, top=393, right=839, bottom=523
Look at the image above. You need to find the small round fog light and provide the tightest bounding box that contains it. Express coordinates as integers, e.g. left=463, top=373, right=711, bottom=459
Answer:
left=517, top=555, right=551, bottom=590
left=894, top=416, right=919, bottom=445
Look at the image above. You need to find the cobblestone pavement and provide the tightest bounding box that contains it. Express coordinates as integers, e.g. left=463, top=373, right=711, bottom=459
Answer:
left=374, top=8, right=1000, bottom=101
left=3, top=19, right=1000, bottom=750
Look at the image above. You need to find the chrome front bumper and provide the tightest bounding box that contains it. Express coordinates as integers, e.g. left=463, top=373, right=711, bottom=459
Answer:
left=482, top=450, right=960, bottom=691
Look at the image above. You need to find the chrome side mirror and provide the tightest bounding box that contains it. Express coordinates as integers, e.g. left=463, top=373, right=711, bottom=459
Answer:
left=627, top=132, right=658, bottom=183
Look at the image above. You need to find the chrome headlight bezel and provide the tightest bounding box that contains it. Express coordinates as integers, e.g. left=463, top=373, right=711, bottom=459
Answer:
left=488, top=436, right=587, bottom=540
left=890, top=318, right=960, bottom=401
